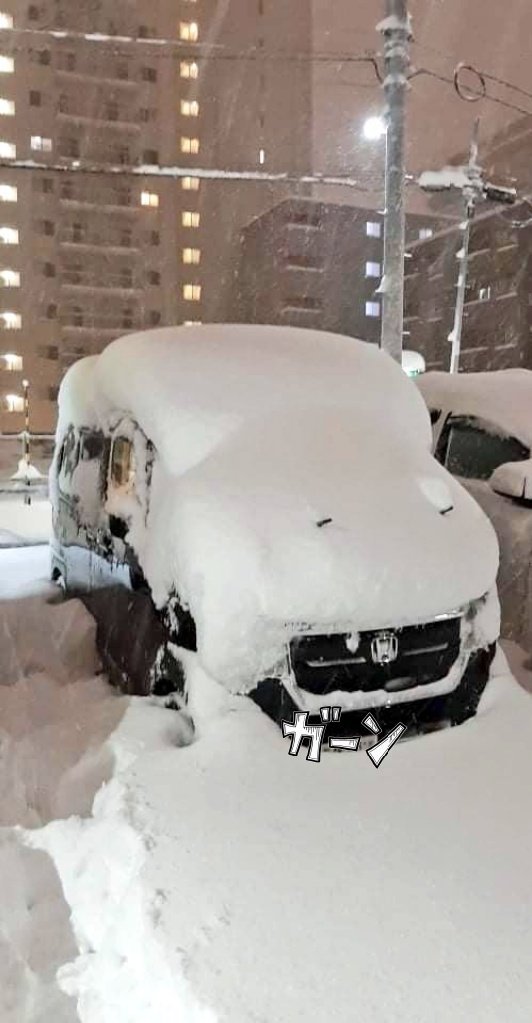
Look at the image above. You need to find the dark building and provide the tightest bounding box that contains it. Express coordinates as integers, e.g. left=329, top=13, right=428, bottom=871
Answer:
left=234, top=198, right=441, bottom=343
left=404, top=201, right=532, bottom=373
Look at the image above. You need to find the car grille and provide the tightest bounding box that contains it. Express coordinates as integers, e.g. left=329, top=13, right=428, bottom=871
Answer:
left=289, top=617, right=461, bottom=696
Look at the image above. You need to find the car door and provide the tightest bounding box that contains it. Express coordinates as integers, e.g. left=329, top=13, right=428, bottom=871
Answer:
left=434, top=414, right=529, bottom=481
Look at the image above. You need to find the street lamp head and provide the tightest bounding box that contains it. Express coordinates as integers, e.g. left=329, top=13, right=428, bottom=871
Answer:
left=363, top=115, right=387, bottom=141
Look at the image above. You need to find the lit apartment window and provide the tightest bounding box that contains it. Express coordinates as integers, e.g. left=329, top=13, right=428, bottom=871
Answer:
left=179, top=21, right=199, bottom=41
left=365, top=301, right=380, bottom=318
left=182, top=176, right=200, bottom=191
left=0, top=56, right=14, bottom=74
left=1, top=311, right=21, bottom=328
left=0, top=269, right=19, bottom=286
left=0, top=99, right=14, bottom=116
left=182, top=210, right=200, bottom=228
left=418, top=227, right=433, bottom=240
left=1, top=351, right=22, bottom=370
left=140, top=190, right=159, bottom=208
left=180, top=60, right=199, bottom=79
left=183, top=283, right=201, bottom=301
left=181, top=136, right=200, bottom=155
left=0, top=141, right=15, bottom=158
left=181, top=99, right=199, bottom=117
left=0, top=226, right=17, bottom=243
left=31, top=135, right=52, bottom=152
left=0, top=13, right=13, bottom=28
left=4, top=392, right=24, bottom=411
left=0, top=184, right=16, bottom=202
left=183, top=247, right=201, bottom=265
left=365, top=261, right=381, bottom=278
left=366, top=221, right=381, bottom=238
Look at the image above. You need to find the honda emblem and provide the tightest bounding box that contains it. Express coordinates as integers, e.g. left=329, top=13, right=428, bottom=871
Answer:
left=370, top=631, right=399, bottom=665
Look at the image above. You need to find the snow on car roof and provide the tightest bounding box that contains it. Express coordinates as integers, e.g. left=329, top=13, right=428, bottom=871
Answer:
left=59, top=324, right=433, bottom=476
left=417, top=369, right=532, bottom=449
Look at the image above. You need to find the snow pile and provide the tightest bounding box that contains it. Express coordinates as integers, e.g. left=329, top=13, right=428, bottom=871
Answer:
left=417, top=369, right=532, bottom=449
left=463, top=478, right=532, bottom=652
left=0, top=498, right=52, bottom=547
left=55, top=326, right=499, bottom=688
left=1, top=549, right=532, bottom=1022
left=11, top=460, right=45, bottom=482
left=417, top=166, right=471, bottom=192
left=0, top=545, right=53, bottom=598
left=0, top=575, right=211, bottom=1022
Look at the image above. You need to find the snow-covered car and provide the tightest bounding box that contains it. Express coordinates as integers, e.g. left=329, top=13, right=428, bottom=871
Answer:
left=50, top=324, right=500, bottom=739
left=418, top=369, right=532, bottom=651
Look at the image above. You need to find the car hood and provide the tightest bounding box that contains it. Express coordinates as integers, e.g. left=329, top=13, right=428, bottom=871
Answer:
left=140, top=408, right=500, bottom=688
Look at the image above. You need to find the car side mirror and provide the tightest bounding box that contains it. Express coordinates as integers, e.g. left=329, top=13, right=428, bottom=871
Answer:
left=489, top=459, right=532, bottom=504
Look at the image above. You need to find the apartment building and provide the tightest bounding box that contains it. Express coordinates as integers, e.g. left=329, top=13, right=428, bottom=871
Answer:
left=0, top=0, right=312, bottom=438
left=234, top=198, right=440, bottom=343
left=403, top=202, right=532, bottom=372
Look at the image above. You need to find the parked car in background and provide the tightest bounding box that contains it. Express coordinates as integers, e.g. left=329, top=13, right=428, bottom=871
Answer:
left=50, top=324, right=499, bottom=740
left=418, top=369, right=532, bottom=652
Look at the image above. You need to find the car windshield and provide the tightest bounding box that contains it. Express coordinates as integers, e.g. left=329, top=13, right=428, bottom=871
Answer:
left=445, top=417, right=529, bottom=480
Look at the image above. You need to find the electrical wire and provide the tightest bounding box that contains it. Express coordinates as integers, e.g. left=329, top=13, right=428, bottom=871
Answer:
left=409, top=66, right=532, bottom=119
left=0, top=157, right=382, bottom=192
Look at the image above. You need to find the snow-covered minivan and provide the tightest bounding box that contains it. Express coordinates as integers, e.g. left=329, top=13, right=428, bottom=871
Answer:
left=50, top=325, right=500, bottom=739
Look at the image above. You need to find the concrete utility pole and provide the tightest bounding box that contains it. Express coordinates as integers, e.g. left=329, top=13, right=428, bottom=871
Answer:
left=418, top=119, right=516, bottom=374
left=378, top=0, right=411, bottom=363
left=448, top=120, right=481, bottom=374
left=22, top=378, right=31, bottom=505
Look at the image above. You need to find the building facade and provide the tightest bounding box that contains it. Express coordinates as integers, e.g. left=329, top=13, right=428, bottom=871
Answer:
left=0, top=0, right=312, bottom=440
left=234, top=198, right=440, bottom=343
left=404, top=202, right=532, bottom=373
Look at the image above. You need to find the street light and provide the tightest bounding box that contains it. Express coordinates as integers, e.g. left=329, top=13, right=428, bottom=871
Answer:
left=362, top=115, right=387, bottom=141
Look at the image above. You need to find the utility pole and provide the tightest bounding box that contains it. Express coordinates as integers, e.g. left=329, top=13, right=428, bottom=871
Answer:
left=448, top=119, right=481, bottom=374
left=418, top=120, right=516, bottom=374
left=378, top=0, right=411, bottom=363
left=22, top=377, right=31, bottom=505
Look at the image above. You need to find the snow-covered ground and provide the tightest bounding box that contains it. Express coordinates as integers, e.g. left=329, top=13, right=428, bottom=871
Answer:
left=1, top=546, right=532, bottom=1022
left=0, top=495, right=52, bottom=548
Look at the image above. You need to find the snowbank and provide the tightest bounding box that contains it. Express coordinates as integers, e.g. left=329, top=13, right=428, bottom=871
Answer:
left=0, top=497, right=52, bottom=547
left=1, top=551, right=532, bottom=1023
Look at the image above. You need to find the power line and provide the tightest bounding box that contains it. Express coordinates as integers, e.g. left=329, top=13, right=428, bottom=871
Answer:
left=0, top=157, right=381, bottom=192
left=411, top=36, right=532, bottom=106
left=0, top=26, right=382, bottom=69
left=409, top=66, right=532, bottom=119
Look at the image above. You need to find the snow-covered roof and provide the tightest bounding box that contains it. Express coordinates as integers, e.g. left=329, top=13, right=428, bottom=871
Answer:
left=59, top=324, right=433, bottom=476
left=417, top=369, right=532, bottom=449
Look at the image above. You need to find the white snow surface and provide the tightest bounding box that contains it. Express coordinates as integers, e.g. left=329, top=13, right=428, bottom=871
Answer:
left=1, top=547, right=532, bottom=1022
left=0, top=497, right=52, bottom=548
left=417, top=368, right=532, bottom=448
left=58, top=325, right=433, bottom=468
left=417, top=166, right=471, bottom=191
left=55, top=325, right=499, bottom=688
